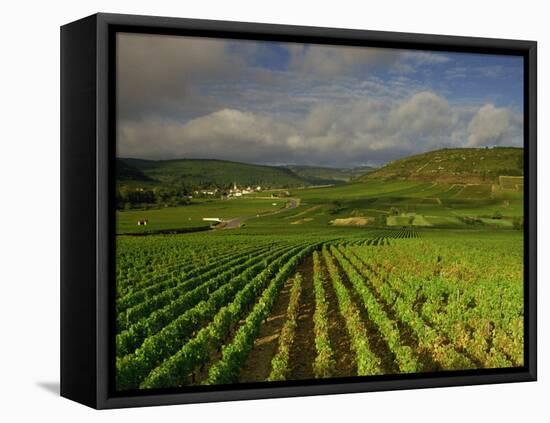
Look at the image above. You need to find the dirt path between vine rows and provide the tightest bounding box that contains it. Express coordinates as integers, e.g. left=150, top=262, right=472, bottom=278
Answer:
left=331, top=251, right=397, bottom=374
left=238, top=278, right=294, bottom=383
left=288, top=255, right=316, bottom=380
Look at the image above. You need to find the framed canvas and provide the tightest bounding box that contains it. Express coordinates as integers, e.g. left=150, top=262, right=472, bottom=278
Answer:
left=60, top=13, right=537, bottom=409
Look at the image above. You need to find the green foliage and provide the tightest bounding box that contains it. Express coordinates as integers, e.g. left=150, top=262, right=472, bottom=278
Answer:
left=116, top=185, right=190, bottom=210
left=115, top=244, right=282, bottom=350
left=267, top=273, right=303, bottom=381
left=312, top=252, right=335, bottom=378
left=116, top=159, right=152, bottom=182
left=461, top=216, right=483, bottom=225
left=116, top=242, right=309, bottom=390
left=115, top=229, right=523, bottom=390
left=203, top=248, right=315, bottom=386
left=123, top=243, right=316, bottom=390
left=116, top=244, right=264, bottom=311
left=347, top=236, right=522, bottom=368
left=331, top=246, right=419, bottom=373
left=512, top=216, right=524, bottom=230
left=322, top=246, right=382, bottom=376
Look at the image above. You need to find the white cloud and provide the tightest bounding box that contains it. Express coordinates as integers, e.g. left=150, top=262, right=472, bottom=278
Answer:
left=467, top=104, right=523, bottom=147
left=389, top=91, right=457, bottom=137
left=118, top=109, right=297, bottom=163
left=118, top=91, right=522, bottom=167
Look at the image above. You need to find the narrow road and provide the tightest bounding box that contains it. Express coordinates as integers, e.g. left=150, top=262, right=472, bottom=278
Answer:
left=221, top=198, right=299, bottom=230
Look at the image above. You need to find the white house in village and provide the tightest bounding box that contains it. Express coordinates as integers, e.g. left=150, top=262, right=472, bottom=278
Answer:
left=193, top=189, right=218, bottom=196
left=228, top=182, right=257, bottom=197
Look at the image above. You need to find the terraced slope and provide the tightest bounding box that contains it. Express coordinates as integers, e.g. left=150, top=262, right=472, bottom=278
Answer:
left=362, top=147, right=523, bottom=184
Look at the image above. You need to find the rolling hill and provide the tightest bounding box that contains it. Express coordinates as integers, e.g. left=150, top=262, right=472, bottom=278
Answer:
left=117, top=158, right=311, bottom=189
left=117, top=147, right=523, bottom=190
left=362, top=147, right=523, bottom=184
left=116, top=159, right=153, bottom=182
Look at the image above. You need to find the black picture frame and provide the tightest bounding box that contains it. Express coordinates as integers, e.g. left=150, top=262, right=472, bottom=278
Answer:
left=60, top=12, right=537, bottom=409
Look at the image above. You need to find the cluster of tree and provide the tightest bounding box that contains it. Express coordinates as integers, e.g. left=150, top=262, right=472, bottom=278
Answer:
left=492, top=210, right=503, bottom=219
left=494, top=167, right=523, bottom=177
left=374, top=214, right=387, bottom=226
left=389, top=207, right=400, bottom=216
left=461, top=216, right=484, bottom=225
left=329, top=200, right=345, bottom=215
left=512, top=216, right=524, bottom=230
left=116, top=186, right=191, bottom=210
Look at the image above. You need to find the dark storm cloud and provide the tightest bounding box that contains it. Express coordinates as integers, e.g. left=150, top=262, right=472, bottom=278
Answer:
left=117, top=33, right=246, bottom=121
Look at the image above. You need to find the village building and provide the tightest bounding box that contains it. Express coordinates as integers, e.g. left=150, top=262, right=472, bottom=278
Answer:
left=228, top=182, right=253, bottom=197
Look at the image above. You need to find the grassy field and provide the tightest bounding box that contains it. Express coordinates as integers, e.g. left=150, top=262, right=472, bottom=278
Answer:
left=239, top=177, right=523, bottom=233
left=117, top=198, right=289, bottom=234
left=115, top=175, right=523, bottom=235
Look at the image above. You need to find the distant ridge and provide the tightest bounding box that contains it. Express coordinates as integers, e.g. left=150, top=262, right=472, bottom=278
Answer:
left=117, top=147, right=520, bottom=188
left=117, top=157, right=378, bottom=188
left=117, top=158, right=310, bottom=188
left=283, top=165, right=375, bottom=184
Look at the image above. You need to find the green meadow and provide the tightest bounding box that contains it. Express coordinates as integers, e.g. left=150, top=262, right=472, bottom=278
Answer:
left=116, top=176, right=523, bottom=235
left=116, top=198, right=288, bottom=234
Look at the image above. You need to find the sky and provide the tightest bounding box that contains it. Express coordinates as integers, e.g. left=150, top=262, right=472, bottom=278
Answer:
left=116, top=32, right=524, bottom=168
